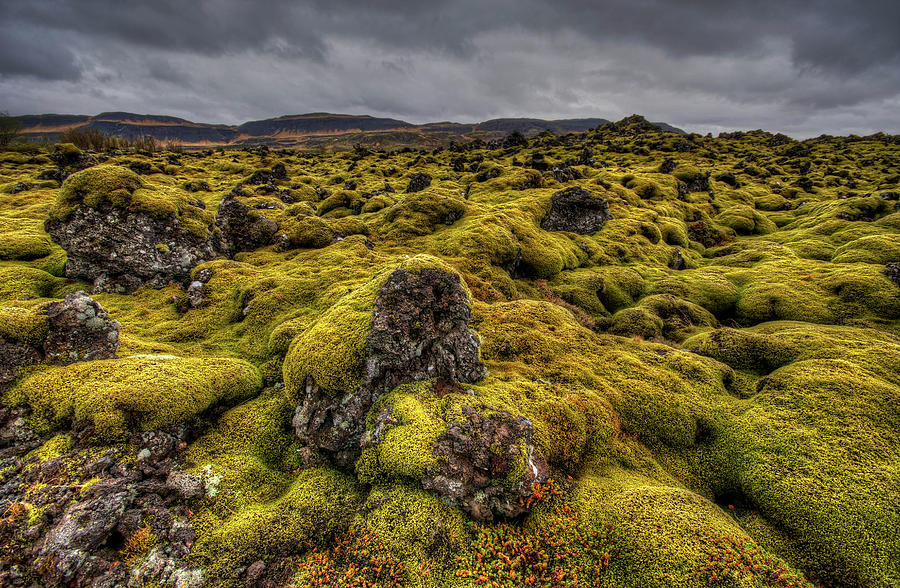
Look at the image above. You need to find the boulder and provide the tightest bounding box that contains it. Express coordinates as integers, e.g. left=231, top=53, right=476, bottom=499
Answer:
left=405, top=172, right=432, bottom=193
left=291, top=266, right=487, bottom=468
left=214, top=186, right=279, bottom=256
left=44, top=292, right=120, bottom=365
left=540, top=186, right=612, bottom=234
left=422, top=405, right=549, bottom=521
left=45, top=166, right=217, bottom=293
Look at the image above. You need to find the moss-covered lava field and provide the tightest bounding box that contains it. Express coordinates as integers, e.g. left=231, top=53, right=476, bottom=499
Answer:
left=1, top=116, right=898, bottom=587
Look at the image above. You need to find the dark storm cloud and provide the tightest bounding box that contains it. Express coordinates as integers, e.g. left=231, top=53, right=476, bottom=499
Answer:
left=1, top=0, right=898, bottom=137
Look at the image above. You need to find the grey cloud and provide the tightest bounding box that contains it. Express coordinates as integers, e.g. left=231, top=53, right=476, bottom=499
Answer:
left=0, top=0, right=898, bottom=137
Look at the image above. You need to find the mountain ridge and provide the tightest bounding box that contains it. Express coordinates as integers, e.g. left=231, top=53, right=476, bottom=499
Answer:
left=14, top=111, right=685, bottom=149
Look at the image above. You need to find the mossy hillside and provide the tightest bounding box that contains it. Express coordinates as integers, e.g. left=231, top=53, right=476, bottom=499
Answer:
left=5, top=355, right=261, bottom=440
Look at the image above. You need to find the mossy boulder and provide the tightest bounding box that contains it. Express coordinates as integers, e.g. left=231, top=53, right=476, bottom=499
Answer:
left=45, top=165, right=218, bottom=292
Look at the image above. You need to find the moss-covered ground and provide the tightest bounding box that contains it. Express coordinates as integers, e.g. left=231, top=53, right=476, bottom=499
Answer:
left=1, top=119, right=899, bottom=586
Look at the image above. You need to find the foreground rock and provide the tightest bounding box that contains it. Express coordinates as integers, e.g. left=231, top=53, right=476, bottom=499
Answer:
left=541, top=186, right=612, bottom=234
left=422, top=405, right=549, bottom=521
left=0, top=427, right=203, bottom=587
left=887, top=262, right=900, bottom=287
left=45, top=166, right=217, bottom=293
left=291, top=265, right=487, bottom=468
left=0, top=292, right=119, bottom=393
left=214, top=185, right=279, bottom=256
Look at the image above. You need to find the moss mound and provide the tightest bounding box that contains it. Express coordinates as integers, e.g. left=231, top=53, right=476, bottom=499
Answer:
left=6, top=355, right=261, bottom=439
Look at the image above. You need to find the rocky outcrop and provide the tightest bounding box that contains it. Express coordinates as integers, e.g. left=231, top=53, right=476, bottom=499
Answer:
left=0, top=428, right=203, bottom=588
left=541, top=186, right=612, bottom=234
left=292, top=267, right=487, bottom=468
left=46, top=203, right=216, bottom=293
left=405, top=173, right=432, bottom=193
left=214, top=186, right=279, bottom=256
left=886, top=263, right=900, bottom=287
left=422, top=406, right=549, bottom=521
left=0, top=293, right=119, bottom=393
left=44, top=292, right=120, bottom=365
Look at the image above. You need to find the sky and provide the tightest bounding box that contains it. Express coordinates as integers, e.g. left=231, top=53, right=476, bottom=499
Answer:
left=1, top=0, right=898, bottom=139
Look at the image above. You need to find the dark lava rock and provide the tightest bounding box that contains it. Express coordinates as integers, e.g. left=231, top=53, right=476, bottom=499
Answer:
left=405, top=173, right=432, bottom=193
left=127, top=160, right=154, bottom=175
left=540, top=186, right=612, bottom=234
left=715, top=171, right=740, bottom=187
left=292, top=268, right=487, bottom=468
left=49, top=145, right=96, bottom=180
left=552, top=165, right=583, bottom=183
left=248, top=163, right=288, bottom=185
left=422, top=405, right=549, bottom=522
left=886, top=263, right=900, bottom=287
left=502, top=131, right=528, bottom=148
left=215, top=187, right=279, bottom=256
left=578, top=146, right=594, bottom=166
left=1, top=292, right=118, bottom=394
left=669, top=250, right=686, bottom=270
left=879, top=191, right=899, bottom=201
left=11, top=182, right=32, bottom=193
left=688, top=221, right=728, bottom=248
left=44, top=292, right=120, bottom=365
left=530, top=153, right=549, bottom=171
left=475, top=167, right=502, bottom=182
left=45, top=203, right=217, bottom=293
left=0, top=338, right=41, bottom=395
left=658, top=158, right=678, bottom=174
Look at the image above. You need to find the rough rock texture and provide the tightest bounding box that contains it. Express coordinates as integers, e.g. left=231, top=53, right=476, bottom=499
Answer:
left=214, top=187, right=279, bottom=256
left=405, top=173, right=432, bottom=193
left=0, top=426, right=202, bottom=587
left=0, top=293, right=118, bottom=394
left=540, top=186, right=612, bottom=234
left=292, top=268, right=487, bottom=468
left=422, top=405, right=549, bottom=522
left=887, top=262, right=900, bottom=287
left=0, top=339, right=41, bottom=394
left=44, top=292, right=120, bottom=365
left=45, top=202, right=216, bottom=293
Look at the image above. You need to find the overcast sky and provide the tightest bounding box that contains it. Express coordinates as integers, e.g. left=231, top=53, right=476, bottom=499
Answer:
left=1, top=0, right=898, bottom=138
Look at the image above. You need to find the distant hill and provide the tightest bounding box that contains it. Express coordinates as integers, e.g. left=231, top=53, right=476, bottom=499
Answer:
left=14, top=111, right=685, bottom=150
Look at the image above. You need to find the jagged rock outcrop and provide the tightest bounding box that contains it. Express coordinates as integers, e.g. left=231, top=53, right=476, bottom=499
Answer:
left=405, top=172, right=432, bottom=193
left=44, top=292, right=120, bottom=364
left=291, top=267, right=487, bottom=468
left=45, top=166, right=218, bottom=293
left=422, top=406, right=549, bottom=521
left=47, top=204, right=216, bottom=293
left=0, top=293, right=119, bottom=393
left=540, top=186, right=612, bottom=234
left=0, top=427, right=203, bottom=588
left=214, top=186, right=279, bottom=256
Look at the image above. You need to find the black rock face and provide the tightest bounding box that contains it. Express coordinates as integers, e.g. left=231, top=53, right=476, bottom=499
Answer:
left=405, top=172, right=432, bottom=193
left=541, top=186, right=612, bottom=234
left=214, top=187, right=278, bottom=256
left=422, top=405, right=549, bottom=522
left=45, top=204, right=216, bottom=293
left=292, top=268, right=487, bottom=468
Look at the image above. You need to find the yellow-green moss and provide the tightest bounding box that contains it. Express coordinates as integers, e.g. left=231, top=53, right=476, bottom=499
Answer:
left=6, top=355, right=261, bottom=439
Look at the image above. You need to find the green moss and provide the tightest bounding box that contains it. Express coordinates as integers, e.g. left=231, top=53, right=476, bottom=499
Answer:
left=0, top=303, right=49, bottom=345
left=192, top=467, right=363, bottom=581
left=6, top=355, right=261, bottom=440
left=48, top=165, right=215, bottom=237
left=831, top=234, right=900, bottom=264
left=683, top=327, right=800, bottom=373
left=715, top=205, right=777, bottom=235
